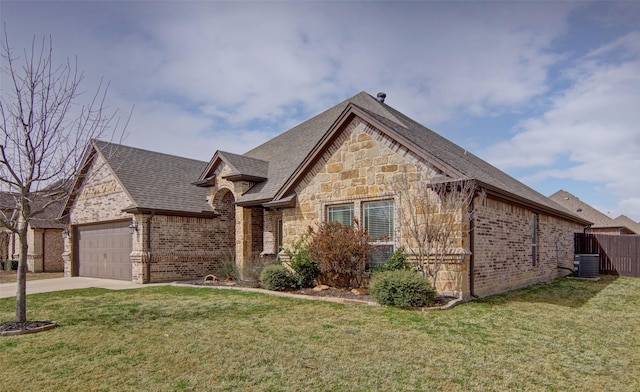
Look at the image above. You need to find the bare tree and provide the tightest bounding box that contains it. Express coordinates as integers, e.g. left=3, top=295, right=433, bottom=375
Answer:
left=0, top=29, right=128, bottom=324
left=395, top=171, right=485, bottom=291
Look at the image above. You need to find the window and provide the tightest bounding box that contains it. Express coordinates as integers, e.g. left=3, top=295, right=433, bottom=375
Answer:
left=325, top=199, right=395, bottom=268
left=364, top=200, right=394, bottom=267
left=327, top=204, right=354, bottom=226
left=531, top=214, right=538, bottom=266
left=277, top=219, right=283, bottom=250
left=363, top=201, right=394, bottom=242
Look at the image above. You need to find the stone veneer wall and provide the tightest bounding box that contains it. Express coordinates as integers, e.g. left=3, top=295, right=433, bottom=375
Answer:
left=280, top=115, right=583, bottom=298
left=20, top=228, right=64, bottom=273
left=282, top=116, right=472, bottom=295
left=64, top=154, right=133, bottom=277
left=284, top=117, right=428, bottom=242
left=69, top=154, right=132, bottom=225
left=472, top=196, right=582, bottom=298
left=262, top=209, right=281, bottom=256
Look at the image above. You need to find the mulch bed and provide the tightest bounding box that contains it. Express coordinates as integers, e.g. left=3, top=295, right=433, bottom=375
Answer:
left=189, top=279, right=457, bottom=308
left=0, top=320, right=57, bottom=336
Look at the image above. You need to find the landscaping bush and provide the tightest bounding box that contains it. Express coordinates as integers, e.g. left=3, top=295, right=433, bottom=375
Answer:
left=308, top=221, right=371, bottom=288
left=369, top=270, right=435, bottom=308
left=282, top=235, right=320, bottom=288
left=7, top=260, right=18, bottom=271
left=259, top=264, right=296, bottom=291
left=373, top=248, right=410, bottom=272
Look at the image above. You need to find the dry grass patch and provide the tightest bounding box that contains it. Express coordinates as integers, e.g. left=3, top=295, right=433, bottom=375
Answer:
left=0, top=275, right=639, bottom=391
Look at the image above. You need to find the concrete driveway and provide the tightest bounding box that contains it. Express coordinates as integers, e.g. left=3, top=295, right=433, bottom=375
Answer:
left=0, top=277, right=162, bottom=298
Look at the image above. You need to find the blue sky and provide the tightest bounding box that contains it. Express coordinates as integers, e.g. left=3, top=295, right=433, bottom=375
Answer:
left=2, top=1, right=639, bottom=221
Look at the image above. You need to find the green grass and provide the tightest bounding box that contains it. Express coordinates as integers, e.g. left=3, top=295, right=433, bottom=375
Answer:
left=1, top=275, right=639, bottom=391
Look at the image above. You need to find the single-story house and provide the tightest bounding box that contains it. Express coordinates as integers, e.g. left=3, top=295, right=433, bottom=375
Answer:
left=195, top=91, right=591, bottom=298
left=60, top=141, right=233, bottom=282
left=62, top=91, right=591, bottom=298
left=550, top=190, right=640, bottom=235
left=1, top=192, right=65, bottom=272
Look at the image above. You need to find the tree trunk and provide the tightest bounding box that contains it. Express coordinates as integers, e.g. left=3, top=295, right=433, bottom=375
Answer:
left=15, top=218, right=28, bottom=323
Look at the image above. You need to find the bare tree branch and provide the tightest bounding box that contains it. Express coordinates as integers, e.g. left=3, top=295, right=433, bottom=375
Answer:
left=394, top=168, right=485, bottom=292
left=0, top=25, right=129, bottom=322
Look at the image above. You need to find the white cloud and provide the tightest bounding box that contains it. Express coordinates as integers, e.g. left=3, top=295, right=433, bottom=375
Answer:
left=80, top=2, right=577, bottom=131
left=483, top=31, right=640, bottom=220
left=4, top=1, right=638, bottom=221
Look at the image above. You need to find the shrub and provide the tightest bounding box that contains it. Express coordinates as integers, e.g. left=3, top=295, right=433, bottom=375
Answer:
left=259, top=264, right=295, bottom=291
left=7, top=260, right=18, bottom=271
left=219, top=249, right=237, bottom=281
left=283, top=235, right=320, bottom=288
left=308, top=221, right=371, bottom=289
left=369, top=270, right=435, bottom=308
left=373, top=248, right=410, bottom=273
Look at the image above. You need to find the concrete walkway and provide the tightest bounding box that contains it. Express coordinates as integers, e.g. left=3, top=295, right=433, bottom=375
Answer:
left=0, top=277, right=161, bottom=299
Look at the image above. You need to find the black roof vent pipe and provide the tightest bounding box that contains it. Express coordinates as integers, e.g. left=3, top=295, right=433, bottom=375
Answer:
left=376, top=92, right=386, bottom=103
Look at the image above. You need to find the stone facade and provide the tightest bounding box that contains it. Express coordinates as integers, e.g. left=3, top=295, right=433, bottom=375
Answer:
left=285, top=118, right=429, bottom=241
left=64, top=154, right=133, bottom=277
left=279, top=116, right=583, bottom=298
left=2, top=228, right=64, bottom=272
left=282, top=117, right=472, bottom=295
left=66, top=154, right=240, bottom=283
left=205, top=162, right=281, bottom=280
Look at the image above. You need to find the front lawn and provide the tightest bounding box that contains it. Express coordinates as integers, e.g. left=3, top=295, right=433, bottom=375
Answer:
left=1, top=275, right=639, bottom=391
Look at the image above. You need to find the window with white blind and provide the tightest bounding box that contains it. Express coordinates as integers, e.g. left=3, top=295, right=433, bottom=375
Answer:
left=325, top=199, right=395, bottom=268
left=327, top=204, right=354, bottom=226
left=363, top=200, right=394, bottom=267
left=363, top=200, right=394, bottom=242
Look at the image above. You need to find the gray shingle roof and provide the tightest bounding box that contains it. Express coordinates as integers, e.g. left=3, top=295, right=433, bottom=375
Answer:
left=1, top=190, right=67, bottom=229
left=360, top=102, right=579, bottom=217
left=549, top=190, right=614, bottom=228
left=93, top=141, right=213, bottom=215
left=612, top=215, right=640, bottom=234
left=216, top=151, right=269, bottom=180
left=226, top=91, right=586, bottom=224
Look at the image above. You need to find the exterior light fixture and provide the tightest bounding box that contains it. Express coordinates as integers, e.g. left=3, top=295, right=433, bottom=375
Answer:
left=62, top=228, right=70, bottom=238
left=129, top=221, right=139, bottom=234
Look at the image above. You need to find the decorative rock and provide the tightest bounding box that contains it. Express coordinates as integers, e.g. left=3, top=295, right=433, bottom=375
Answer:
left=351, top=288, right=369, bottom=295
left=313, top=284, right=331, bottom=291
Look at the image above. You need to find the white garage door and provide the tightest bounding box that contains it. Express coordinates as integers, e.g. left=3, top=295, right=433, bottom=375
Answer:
left=77, top=221, right=132, bottom=280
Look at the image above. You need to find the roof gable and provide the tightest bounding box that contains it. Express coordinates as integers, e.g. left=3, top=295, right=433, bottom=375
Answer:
left=64, top=141, right=215, bottom=217
left=549, top=190, right=613, bottom=228
left=612, top=215, right=640, bottom=234
left=232, top=92, right=408, bottom=205
left=197, top=151, right=269, bottom=185
left=255, top=93, right=587, bottom=223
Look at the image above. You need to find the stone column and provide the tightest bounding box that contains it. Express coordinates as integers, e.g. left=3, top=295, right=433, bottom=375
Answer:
left=26, top=228, right=44, bottom=272
left=235, top=206, right=253, bottom=281
left=262, top=209, right=280, bottom=256
left=130, top=214, right=148, bottom=284
left=62, top=228, right=73, bottom=277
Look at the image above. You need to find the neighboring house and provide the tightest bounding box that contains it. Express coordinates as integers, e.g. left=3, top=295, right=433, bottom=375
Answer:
left=550, top=190, right=639, bottom=235
left=611, top=215, right=640, bottom=235
left=196, top=91, right=591, bottom=298
left=0, top=192, right=66, bottom=272
left=60, top=141, right=227, bottom=282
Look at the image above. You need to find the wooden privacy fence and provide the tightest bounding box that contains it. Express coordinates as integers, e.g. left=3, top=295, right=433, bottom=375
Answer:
left=574, top=233, right=640, bottom=277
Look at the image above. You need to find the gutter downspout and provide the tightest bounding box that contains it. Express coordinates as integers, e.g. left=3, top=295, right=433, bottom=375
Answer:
left=145, top=212, right=155, bottom=284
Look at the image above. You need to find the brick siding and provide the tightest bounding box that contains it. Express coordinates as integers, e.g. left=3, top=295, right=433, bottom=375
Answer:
left=473, top=197, right=582, bottom=297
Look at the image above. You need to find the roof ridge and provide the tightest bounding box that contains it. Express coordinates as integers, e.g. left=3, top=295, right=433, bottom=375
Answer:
left=93, top=139, right=208, bottom=165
